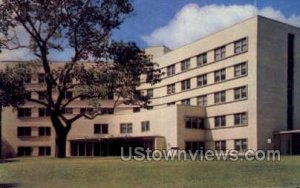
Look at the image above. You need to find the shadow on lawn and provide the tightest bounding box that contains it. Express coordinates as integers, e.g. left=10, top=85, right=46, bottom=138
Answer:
left=0, top=183, right=19, bottom=188
left=0, top=159, right=19, bottom=164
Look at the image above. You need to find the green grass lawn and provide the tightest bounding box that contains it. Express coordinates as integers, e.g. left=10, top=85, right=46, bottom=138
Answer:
left=0, top=156, right=300, bottom=188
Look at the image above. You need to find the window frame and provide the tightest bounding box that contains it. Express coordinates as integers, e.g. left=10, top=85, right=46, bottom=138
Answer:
left=147, top=89, right=154, bottom=98
left=214, top=116, right=226, bottom=128
left=39, top=127, right=51, bottom=136
left=181, top=98, right=191, bottom=105
left=214, top=69, right=226, bottom=82
left=234, top=139, right=248, bottom=152
left=234, top=38, right=248, bottom=54
left=181, top=79, right=191, bottom=91
left=197, top=95, right=207, bottom=107
left=234, top=62, right=247, bottom=77
left=214, top=91, right=226, bottom=104
left=215, top=140, right=226, bottom=151
left=39, top=146, right=51, bottom=156
left=17, top=127, right=32, bottom=137
left=185, top=116, right=205, bottom=129
left=197, top=53, right=207, bottom=66
left=17, top=108, right=32, bottom=118
left=141, top=121, right=150, bottom=132
left=214, top=46, right=226, bottom=61
left=234, top=113, right=248, bottom=126
left=234, top=86, right=247, bottom=100
left=94, top=124, right=109, bottom=134
left=167, top=84, right=176, bottom=95
left=120, top=123, right=133, bottom=134
left=181, top=59, right=190, bottom=72
left=197, top=74, right=207, bottom=87
left=166, top=64, right=176, bottom=76
left=39, top=108, right=51, bottom=117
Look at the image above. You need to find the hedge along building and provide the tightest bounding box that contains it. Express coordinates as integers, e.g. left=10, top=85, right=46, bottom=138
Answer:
left=1, top=15, right=300, bottom=157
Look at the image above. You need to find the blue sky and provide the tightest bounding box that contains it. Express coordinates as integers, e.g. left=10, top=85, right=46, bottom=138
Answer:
left=113, top=0, right=300, bottom=48
left=1, top=0, right=300, bottom=60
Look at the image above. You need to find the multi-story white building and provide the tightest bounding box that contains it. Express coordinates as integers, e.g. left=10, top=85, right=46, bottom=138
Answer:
left=1, top=15, right=300, bottom=157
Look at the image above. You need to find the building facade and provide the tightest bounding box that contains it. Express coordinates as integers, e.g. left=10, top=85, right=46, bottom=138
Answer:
left=1, top=16, right=300, bottom=158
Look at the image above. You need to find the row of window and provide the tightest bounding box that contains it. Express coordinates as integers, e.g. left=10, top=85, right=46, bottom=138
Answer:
left=24, top=73, right=72, bottom=84
left=94, top=121, right=150, bottom=134
left=214, top=112, right=248, bottom=128
left=169, top=85, right=247, bottom=107
left=166, top=38, right=248, bottom=76
left=17, top=146, right=51, bottom=156
left=215, top=139, right=248, bottom=152
left=26, top=91, right=115, bottom=101
left=184, top=113, right=247, bottom=130
left=185, top=139, right=248, bottom=153
left=17, top=107, right=114, bottom=118
left=17, top=127, right=51, bottom=137
left=166, top=62, right=247, bottom=96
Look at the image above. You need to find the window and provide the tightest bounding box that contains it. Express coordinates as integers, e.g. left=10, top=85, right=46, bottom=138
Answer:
left=214, top=91, right=226, bottom=104
left=80, top=108, right=94, bottom=114
left=38, top=73, right=46, bottom=83
left=61, top=91, right=72, bottom=100
left=181, top=59, right=190, bottom=71
left=39, top=127, right=51, bottom=136
left=234, top=38, right=248, bottom=54
left=185, top=141, right=204, bottom=153
left=39, top=147, right=51, bottom=156
left=39, top=108, right=50, bottom=117
left=94, top=124, right=109, bottom=134
left=234, top=62, right=247, bottom=77
left=147, top=89, right=153, bottom=98
left=62, top=108, right=73, bottom=114
left=181, top=99, right=190, bottom=105
left=107, top=93, right=114, bottom=100
left=141, top=121, right=150, bottom=132
left=17, top=127, right=31, bottom=137
left=25, top=74, right=31, bottom=83
left=197, top=95, right=207, bottom=107
left=25, top=92, right=31, bottom=100
left=215, top=140, right=226, bottom=151
left=214, top=46, right=226, bottom=61
left=185, top=117, right=204, bottom=129
left=101, top=108, right=114, bottom=114
left=197, top=74, right=207, bottom=87
left=38, top=91, right=47, bottom=100
left=197, top=53, right=207, bottom=66
left=234, top=86, right=247, bottom=100
left=167, top=102, right=176, bottom=106
left=17, top=108, right=31, bottom=118
left=17, top=147, right=32, bottom=156
left=181, top=79, right=190, bottom=91
left=214, top=69, right=226, bottom=82
left=234, top=113, right=248, bottom=126
left=234, top=139, right=248, bottom=152
left=120, top=123, right=133, bottom=134
left=167, top=64, right=176, bottom=76
left=146, top=106, right=153, bottom=110
left=133, top=107, right=140, bottom=113
left=215, top=116, right=226, bottom=128
left=167, top=84, right=176, bottom=95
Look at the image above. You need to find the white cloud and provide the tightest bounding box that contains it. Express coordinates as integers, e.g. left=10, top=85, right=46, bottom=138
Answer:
left=142, top=4, right=300, bottom=49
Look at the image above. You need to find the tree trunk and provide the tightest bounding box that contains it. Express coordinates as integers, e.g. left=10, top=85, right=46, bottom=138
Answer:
left=56, top=132, right=67, bottom=158
left=51, top=114, right=70, bottom=158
